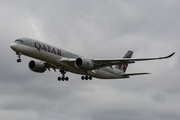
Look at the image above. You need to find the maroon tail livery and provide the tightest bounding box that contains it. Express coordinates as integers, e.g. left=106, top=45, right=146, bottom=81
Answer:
left=115, top=50, right=133, bottom=72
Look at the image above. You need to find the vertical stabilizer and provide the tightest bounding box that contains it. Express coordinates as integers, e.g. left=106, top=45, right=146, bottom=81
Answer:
left=115, top=50, right=133, bottom=73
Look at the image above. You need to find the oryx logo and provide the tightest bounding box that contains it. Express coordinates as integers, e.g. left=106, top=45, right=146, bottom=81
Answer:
left=119, top=64, right=128, bottom=72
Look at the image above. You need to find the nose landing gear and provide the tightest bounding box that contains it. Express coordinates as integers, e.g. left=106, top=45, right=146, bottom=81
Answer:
left=16, top=52, right=22, bottom=63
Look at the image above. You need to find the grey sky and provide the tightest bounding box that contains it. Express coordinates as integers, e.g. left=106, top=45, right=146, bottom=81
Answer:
left=0, top=0, right=179, bottom=120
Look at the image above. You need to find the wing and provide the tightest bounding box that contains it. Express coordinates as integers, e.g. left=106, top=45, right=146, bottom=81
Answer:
left=121, top=73, right=150, bottom=77
left=92, top=52, right=175, bottom=69
left=60, top=52, right=175, bottom=70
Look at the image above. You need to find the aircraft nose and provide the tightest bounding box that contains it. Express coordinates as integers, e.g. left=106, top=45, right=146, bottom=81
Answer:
left=10, top=43, right=18, bottom=51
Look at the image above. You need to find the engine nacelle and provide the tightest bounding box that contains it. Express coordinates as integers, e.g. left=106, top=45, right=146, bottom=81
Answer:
left=75, top=58, right=94, bottom=70
left=28, top=60, right=46, bottom=73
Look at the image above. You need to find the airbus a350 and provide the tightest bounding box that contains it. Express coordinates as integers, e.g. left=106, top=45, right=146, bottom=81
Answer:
left=10, top=38, right=175, bottom=81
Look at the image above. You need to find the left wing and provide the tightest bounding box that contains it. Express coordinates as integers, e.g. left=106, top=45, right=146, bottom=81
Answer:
left=92, top=52, right=175, bottom=69
left=122, top=73, right=150, bottom=77
left=59, top=52, right=175, bottom=70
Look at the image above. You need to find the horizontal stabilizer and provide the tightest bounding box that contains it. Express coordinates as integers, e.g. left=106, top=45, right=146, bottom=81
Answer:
left=122, top=73, right=150, bottom=77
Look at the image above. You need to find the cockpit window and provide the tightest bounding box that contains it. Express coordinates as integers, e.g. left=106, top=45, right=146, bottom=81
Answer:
left=15, top=39, right=24, bottom=43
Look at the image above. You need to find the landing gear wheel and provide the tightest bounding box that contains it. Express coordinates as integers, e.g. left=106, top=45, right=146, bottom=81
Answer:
left=16, top=52, right=22, bottom=63
left=58, top=77, right=61, bottom=81
left=17, top=59, right=22, bottom=63
left=85, top=76, right=88, bottom=80
left=58, top=70, right=69, bottom=81
left=65, top=77, right=69, bottom=81
left=81, top=76, right=84, bottom=80
left=81, top=75, right=92, bottom=80
left=58, top=76, right=69, bottom=81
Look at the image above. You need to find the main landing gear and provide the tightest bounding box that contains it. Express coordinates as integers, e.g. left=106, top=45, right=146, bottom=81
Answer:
left=81, top=75, right=92, bottom=80
left=57, top=70, right=93, bottom=81
left=58, top=70, right=69, bottom=81
left=16, top=52, right=22, bottom=63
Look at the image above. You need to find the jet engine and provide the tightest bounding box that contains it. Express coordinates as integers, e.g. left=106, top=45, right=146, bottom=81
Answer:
left=75, top=58, right=94, bottom=70
left=28, top=60, right=46, bottom=73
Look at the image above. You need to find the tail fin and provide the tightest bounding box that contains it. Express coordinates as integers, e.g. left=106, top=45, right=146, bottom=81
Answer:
left=115, top=50, right=133, bottom=73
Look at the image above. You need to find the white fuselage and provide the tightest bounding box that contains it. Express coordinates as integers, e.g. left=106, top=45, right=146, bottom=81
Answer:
left=10, top=38, right=124, bottom=79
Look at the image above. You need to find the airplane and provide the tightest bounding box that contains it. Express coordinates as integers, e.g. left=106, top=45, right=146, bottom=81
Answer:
left=10, top=38, right=175, bottom=81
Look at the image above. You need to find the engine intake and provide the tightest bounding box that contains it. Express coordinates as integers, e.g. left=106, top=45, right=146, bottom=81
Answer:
left=75, top=58, right=94, bottom=70
left=29, top=60, right=46, bottom=73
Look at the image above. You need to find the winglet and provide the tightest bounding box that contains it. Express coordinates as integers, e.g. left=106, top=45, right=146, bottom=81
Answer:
left=168, top=52, right=175, bottom=58
left=159, top=52, right=175, bottom=59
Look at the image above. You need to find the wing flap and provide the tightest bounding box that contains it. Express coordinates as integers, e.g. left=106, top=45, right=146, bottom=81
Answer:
left=44, top=62, right=58, bottom=72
